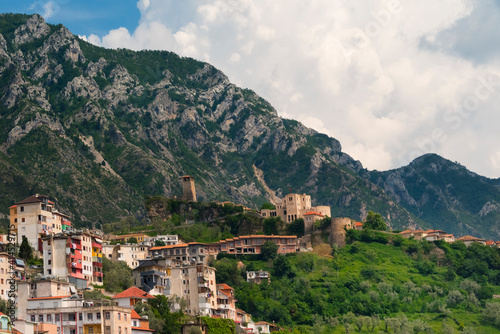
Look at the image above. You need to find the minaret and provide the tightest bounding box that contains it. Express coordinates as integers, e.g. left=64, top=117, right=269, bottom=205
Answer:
left=181, top=176, right=197, bottom=202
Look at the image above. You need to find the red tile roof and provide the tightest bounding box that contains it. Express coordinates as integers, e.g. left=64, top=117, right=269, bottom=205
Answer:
left=15, top=195, right=44, bottom=205
left=217, top=283, right=234, bottom=291
left=112, top=287, right=154, bottom=299
left=303, top=211, right=324, bottom=216
left=131, top=310, right=142, bottom=319
left=355, top=222, right=363, bottom=227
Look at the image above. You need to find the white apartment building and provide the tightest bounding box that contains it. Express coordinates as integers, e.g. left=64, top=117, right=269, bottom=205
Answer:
left=144, top=235, right=179, bottom=246
left=102, top=243, right=150, bottom=269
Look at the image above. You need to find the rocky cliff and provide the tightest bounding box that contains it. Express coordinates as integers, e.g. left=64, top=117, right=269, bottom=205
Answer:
left=1, top=14, right=498, bottom=239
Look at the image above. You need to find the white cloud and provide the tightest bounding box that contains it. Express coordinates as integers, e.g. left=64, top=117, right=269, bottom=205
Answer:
left=88, top=0, right=500, bottom=178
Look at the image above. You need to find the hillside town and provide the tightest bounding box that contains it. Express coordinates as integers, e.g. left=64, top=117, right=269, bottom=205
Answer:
left=1, top=177, right=499, bottom=334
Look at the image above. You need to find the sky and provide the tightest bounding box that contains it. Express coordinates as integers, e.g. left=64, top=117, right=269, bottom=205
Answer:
left=3, top=0, right=500, bottom=179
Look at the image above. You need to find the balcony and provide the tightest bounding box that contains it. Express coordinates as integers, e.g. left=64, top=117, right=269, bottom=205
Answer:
left=93, top=272, right=103, bottom=277
left=69, top=262, right=83, bottom=269
left=92, top=262, right=103, bottom=268
left=92, top=242, right=102, bottom=249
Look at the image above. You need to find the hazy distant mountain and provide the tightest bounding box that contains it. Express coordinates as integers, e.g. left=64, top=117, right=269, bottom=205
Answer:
left=0, top=14, right=497, bottom=239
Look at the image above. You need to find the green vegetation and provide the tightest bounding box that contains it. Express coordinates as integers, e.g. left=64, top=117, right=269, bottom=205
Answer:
left=102, top=257, right=133, bottom=292
left=19, top=236, right=33, bottom=262
left=207, top=231, right=500, bottom=333
left=362, top=211, right=387, bottom=231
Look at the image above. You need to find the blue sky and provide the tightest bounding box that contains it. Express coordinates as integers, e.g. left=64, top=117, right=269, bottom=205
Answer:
left=2, top=1, right=500, bottom=178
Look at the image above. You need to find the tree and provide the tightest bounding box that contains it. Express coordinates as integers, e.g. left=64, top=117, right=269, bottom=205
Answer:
left=154, top=239, right=166, bottom=247
left=272, top=255, right=295, bottom=278
left=127, top=237, right=138, bottom=244
left=261, top=203, right=276, bottom=210
left=19, top=236, right=33, bottom=261
left=102, top=257, right=133, bottom=292
left=263, top=217, right=282, bottom=235
left=261, top=240, right=278, bottom=261
left=287, top=218, right=305, bottom=237
left=363, top=211, right=387, bottom=231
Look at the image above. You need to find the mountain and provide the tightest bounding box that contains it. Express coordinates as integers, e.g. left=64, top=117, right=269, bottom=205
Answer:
left=368, top=154, right=500, bottom=239
left=0, top=14, right=497, bottom=239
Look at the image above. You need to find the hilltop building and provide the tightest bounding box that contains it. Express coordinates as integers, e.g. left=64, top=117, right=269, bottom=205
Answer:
left=246, top=270, right=270, bottom=284
left=260, top=193, right=330, bottom=223
left=181, top=175, right=197, bottom=202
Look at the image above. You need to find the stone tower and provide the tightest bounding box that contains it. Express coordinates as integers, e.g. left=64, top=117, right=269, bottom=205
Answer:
left=330, top=217, right=353, bottom=248
left=181, top=175, right=197, bottom=202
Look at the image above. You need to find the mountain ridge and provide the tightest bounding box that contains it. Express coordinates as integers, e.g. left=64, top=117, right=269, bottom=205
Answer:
left=0, top=13, right=498, bottom=239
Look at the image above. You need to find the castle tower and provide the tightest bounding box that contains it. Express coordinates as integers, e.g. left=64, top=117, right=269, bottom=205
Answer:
left=181, top=175, right=197, bottom=202
left=330, top=217, right=352, bottom=248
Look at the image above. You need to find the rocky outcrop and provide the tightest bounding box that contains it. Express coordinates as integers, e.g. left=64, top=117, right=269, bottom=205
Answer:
left=13, top=14, right=50, bottom=45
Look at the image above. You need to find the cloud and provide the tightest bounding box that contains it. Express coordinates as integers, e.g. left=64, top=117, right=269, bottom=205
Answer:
left=86, top=0, right=500, bottom=178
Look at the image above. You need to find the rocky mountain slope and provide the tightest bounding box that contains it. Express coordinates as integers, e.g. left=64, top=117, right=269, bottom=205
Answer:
left=369, top=154, right=500, bottom=239
left=0, top=14, right=498, bottom=239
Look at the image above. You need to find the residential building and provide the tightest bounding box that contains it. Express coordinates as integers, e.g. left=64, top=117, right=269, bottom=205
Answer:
left=107, top=233, right=149, bottom=244
left=400, top=229, right=455, bottom=242
left=246, top=270, right=270, bottom=284
left=354, top=222, right=363, bottom=230
left=149, top=243, right=212, bottom=264
left=169, top=264, right=217, bottom=316
left=131, top=309, right=155, bottom=334
left=217, top=235, right=298, bottom=255
left=457, top=235, right=487, bottom=246
left=132, top=259, right=172, bottom=295
left=144, top=235, right=179, bottom=247
left=0, top=253, right=25, bottom=301
left=0, top=312, right=13, bottom=333
left=215, top=284, right=236, bottom=321
left=112, top=287, right=154, bottom=309
left=25, top=296, right=132, bottom=334
left=10, top=194, right=66, bottom=253
left=103, top=243, right=150, bottom=269
left=42, top=231, right=103, bottom=287
left=254, top=321, right=282, bottom=333
left=260, top=193, right=331, bottom=223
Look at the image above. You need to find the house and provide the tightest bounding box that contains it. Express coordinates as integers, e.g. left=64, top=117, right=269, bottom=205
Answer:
left=131, top=309, right=155, bottom=333
left=149, top=242, right=212, bottom=265
left=354, top=222, right=363, bottom=230
left=260, top=193, right=331, bottom=223
left=42, top=231, right=103, bottom=287
left=102, top=243, right=150, bottom=269
left=456, top=235, right=487, bottom=246
left=108, top=233, right=149, bottom=244
left=144, top=235, right=179, bottom=247
left=112, top=287, right=154, bottom=308
left=246, top=270, right=270, bottom=284
left=132, top=259, right=172, bottom=295
left=25, top=296, right=132, bottom=334
left=10, top=194, right=67, bottom=254
left=253, top=321, right=282, bottom=333
left=0, top=253, right=25, bottom=301
left=215, top=284, right=236, bottom=321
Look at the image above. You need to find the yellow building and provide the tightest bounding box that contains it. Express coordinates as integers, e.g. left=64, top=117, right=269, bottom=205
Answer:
left=260, top=193, right=331, bottom=223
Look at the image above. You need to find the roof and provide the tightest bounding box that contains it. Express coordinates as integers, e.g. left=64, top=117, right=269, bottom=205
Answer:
left=131, top=310, right=142, bottom=319
left=29, top=295, right=71, bottom=300
left=217, top=283, right=234, bottom=291
left=486, top=240, right=495, bottom=245
left=131, top=328, right=155, bottom=332
left=303, top=211, right=324, bottom=216
left=112, top=287, right=154, bottom=299
left=150, top=243, right=189, bottom=251
left=9, top=205, right=16, bottom=209
left=457, top=235, right=485, bottom=241
left=354, top=222, right=363, bottom=227
left=15, top=195, right=44, bottom=205
left=134, top=259, right=164, bottom=270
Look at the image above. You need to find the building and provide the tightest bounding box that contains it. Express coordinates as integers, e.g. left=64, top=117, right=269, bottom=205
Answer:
left=112, top=287, right=155, bottom=308
left=102, top=243, right=150, bottom=269
left=457, top=235, right=487, bottom=246
left=131, top=309, right=155, bottom=334
left=107, top=233, right=149, bottom=244
left=246, top=270, right=270, bottom=284
left=260, top=193, right=331, bottom=223
left=217, top=235, right=298, bottom=255
left=144, top=235, right=179, bottom=247
left=215, top=284, right=236, bottom=321
left=303, top=212, right=326, bottom=233
left=0, top=253, right=25, bottom=301
left=0, top=312, right=13, bottom=333
left=42, top=231, right=103, bottom=287
left=169, top=264, right=217, bottom=316
left=26, top=296, right=132, bottom=334
left=9, top=194, right=68, bottom=253
left=400, top=229, right=456, bottom=243
left=181, top=176, right=197, bottom=202
left=149, top=243, right=214, bottom=264
left=132, top=259, right=173, bottom=296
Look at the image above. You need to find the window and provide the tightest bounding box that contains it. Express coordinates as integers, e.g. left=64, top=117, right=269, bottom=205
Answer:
left=87, top=313, right=93, bottom=320
left=105, top=312, right=110, bottom=320
left=88, top=328, right=94, bottom=334
left=105, top=326, right=111, bottom=334
left=124, top=313, right=127, bottom=321
left=20, top=206, right=24, bottom=212
left=22, top=218, right=25, bottom=222
left=31, top=315, right=35, bottom=322
left=79, top=313, right=83, bottom=321
left=48, top=260, right=51, bottom=265
left=47, top=314, right=52, bottom=322
left=39, top=315, right=43, bottom=322
left=119, top=327, right=122, bottom=334
left=96, top=313, right=101, bottom=320
left=47, top=269, right=51, bottom=275
left=68, top=314, right=75, bottom=321
left=118, top=313, right=121, bottom=320
left=55, top=314, right=60, bottom=321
